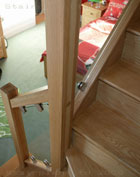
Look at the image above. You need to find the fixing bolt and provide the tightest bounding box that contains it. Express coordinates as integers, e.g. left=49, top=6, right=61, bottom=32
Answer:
left=77, top=82, right=87, bottom=91
left=30, top=155, right=37, bottom=163
left=43, top=159, right=51, bottom=167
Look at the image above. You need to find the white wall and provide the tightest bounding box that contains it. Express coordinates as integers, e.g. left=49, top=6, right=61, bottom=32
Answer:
left=0, top=0, right=36, bottom=38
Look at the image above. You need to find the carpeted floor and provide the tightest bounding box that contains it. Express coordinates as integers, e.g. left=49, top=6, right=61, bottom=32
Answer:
left=0, top=94, right=11, bottom=138
left=0, top=23, right=51, bottom=166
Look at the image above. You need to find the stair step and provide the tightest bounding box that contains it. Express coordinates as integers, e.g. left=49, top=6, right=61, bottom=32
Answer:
left=100, top=62, right=140, bottom=102
left=97, top=80, right=140, bottom=125
left=127, top=22, right=140, bottom=36
left=122, top=29, right=140, bottom=67
left=66, top=147, right=113, bottom=177
left=73, top=102, right=140, bottom=176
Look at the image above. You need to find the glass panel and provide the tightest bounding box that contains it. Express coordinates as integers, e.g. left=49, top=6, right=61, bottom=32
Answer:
left=0, top=133, right=16, bottom=166
left=23, top=103, right=50, bottom=162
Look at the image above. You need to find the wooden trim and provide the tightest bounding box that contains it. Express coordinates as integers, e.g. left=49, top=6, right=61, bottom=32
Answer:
left=74, top=0, right=140, bottom=115
left=10, top=86, right=48, bottom=108
left=36, top=13, right=45, bottom=24
left=73, top=132, right=138, bottom=177
left=45, top=0, right=81, bottom=171
left=0, top=155, right=19, bottom=177
left=0, top=83, right=29, bottom=168
left=0, top=155, right=52, bottom=177
left=25, top=158, right=52, bottom=173
left=0, top=18, right=7, bottom=58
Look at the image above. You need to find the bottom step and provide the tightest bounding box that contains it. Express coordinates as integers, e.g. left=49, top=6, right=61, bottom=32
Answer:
left=66, top=147, right=113, bottom=177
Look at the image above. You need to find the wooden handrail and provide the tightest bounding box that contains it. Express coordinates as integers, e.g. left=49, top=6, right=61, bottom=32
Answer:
left=74, top=0, right=140, bottom=115
left=10, top=85, right=48, bottom=108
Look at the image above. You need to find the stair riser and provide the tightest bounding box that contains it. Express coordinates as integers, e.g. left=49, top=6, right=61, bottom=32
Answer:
left=72, top=132, right=139, bottom=177
left=97, top=81, right=140, bottom=126
left=122, top=32, right=140, bottom=67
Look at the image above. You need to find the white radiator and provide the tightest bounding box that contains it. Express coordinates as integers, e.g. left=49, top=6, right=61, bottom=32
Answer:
left=0, top=0, right=36, bottom=38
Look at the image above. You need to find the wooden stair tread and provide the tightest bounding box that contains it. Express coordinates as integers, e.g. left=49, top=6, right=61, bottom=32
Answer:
left=73, top=101, right=140, bottom=174
left=127, top=21, right=140, bottom=36
left=100, top=62, right=140, bottom=102
left=66, top=147, right=114, bottom=177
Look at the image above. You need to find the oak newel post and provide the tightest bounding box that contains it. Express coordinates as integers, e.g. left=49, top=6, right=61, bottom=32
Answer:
left=45, top=0, right=81, bottom=171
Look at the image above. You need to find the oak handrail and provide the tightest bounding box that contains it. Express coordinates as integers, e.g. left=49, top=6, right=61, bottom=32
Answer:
left=10, top=85, right=48, bottom=108
left=74, top=0, right=140, bottom=115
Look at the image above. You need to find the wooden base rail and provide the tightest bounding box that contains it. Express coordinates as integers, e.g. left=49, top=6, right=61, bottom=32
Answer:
left=0, top=154, right=52, bottom=177
left=10, top=85, right=49, bottom=108
left=25, top=157, right=52, bottom=173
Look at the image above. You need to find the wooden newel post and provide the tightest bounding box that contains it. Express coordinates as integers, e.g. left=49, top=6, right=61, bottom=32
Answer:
left=0, top=83, right=29, bottom=168
left=45, top=0, right=81, bottom=171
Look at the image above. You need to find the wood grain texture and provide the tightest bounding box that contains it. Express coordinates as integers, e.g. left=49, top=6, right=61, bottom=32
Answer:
left=74, top=0, right=140, bottom=116
left=6, top=168, right=69, bottom=177
left=66, top=147, right=114, bottom=177
left=103, top=33, right=125, bottom=71
left=97, top=80, right=140, bottom=126
left=6, top=166, right=52, bottom=177
left=0, top=83, right=29, bottom=168
left=2, top=157, right=68, bottom=177
left=0, top=18, right=7, bottom=58
left=72, top=132, right=139, bottom=177
left=74, top=80, right=98, bottom=119
left=122, top=31, right=140, bottom=67
left=1, top=158, right=68, bottom=177
left=100, top=62, right=140, bottom=102
left=36, top=13, right=45, bottom=24
left=25, top=158, right=51, bottom=173
left=10, top=86, right=48, bottom=108
left=127, top=20, right=140, bottom=36
left=45, top=0, right=81, bottom=170
left=73, top=102, right=140, bottom=175
left=0, top=155, right=19, bottom=177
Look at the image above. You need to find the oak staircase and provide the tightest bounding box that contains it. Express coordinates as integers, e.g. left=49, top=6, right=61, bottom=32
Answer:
left=1, top=1, right=140, bottom=177
left=66, top=15, right=140, bottom=177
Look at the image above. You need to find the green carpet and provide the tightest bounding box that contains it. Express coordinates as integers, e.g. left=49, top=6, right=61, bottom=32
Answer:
left=0, top=94, right=11, bottom=138
left=0, top=23, right=50, bottom=166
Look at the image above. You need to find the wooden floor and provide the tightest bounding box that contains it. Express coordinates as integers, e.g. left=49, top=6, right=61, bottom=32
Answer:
left=73, top=101, right=140, bottom=174
left=6, top=166, right=49, bottom=177
left=3, top=157, right=69, bottom=177
left=6, top=166, right=69, bottom=177
left=66, top=147, right=114, bottom=177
